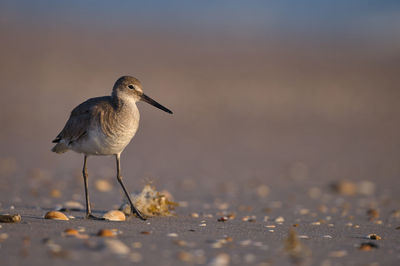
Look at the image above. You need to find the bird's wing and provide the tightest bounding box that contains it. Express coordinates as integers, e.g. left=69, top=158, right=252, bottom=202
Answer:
left=52, top=96, right=111, bottom=144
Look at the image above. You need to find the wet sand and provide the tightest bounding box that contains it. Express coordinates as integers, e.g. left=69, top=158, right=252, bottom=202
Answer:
left=1, top=21, right=400, bottom=265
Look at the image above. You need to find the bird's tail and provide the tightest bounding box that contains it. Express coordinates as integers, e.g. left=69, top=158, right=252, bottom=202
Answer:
left=51, top=143, right=69, bottom=154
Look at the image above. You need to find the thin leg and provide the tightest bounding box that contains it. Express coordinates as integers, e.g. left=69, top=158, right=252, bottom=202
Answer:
left=82, top=155, right=104, bottom=220
left=115, top=154, right=146, bottom=220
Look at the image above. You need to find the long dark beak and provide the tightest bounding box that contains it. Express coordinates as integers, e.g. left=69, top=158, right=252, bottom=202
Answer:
left=141, top=94, right=173, bottom=114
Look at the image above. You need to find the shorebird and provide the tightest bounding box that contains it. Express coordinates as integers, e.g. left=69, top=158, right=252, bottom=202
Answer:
left=51, top=76, right=172, bottom=220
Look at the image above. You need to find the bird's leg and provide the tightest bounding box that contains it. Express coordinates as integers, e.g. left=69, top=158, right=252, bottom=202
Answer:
left=115, top=154, right=147, bottom=220
left=82, top=155, right=104, bottom=220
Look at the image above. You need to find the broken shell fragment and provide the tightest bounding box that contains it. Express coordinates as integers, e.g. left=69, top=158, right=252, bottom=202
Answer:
left=44, top=211, right=69, bottom=221
left=0, top=214, right=21, bottom=223
left=367, top=234, right=382, bottom=240
left=103, top=210, right=126, bottom=221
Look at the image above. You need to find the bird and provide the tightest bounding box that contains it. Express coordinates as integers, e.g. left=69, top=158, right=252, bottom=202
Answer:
left=51, top=76, right=173, bottom=220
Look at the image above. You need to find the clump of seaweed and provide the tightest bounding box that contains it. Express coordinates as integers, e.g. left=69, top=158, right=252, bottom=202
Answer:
left=120, top=184, right=178, bottom=217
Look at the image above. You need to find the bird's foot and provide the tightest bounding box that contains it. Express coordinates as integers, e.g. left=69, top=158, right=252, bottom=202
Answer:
left=86, top=214, right=106, bottom=220
left=130, top=207, right=147, bottom=221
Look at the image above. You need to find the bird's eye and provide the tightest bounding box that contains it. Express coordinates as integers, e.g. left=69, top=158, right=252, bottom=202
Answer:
left=128, top=84, right=135, bottom=89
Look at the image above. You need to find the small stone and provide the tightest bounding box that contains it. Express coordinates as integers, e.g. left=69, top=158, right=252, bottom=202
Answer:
left=103, top=210, right=126, bottom=221
left=209, top=253, right=230, bottom=266
left=177, top=251, right=193, bottom=262
left=329, top=250, right=347, bottom=257
left=218, top=216, right=228, bottom=222
left=191, top=213, right=199, bottom=218
left=311, top=221, right=321, bottom=225
left=44, top=211, right=69, bottom=221
left=265, top=225, right=276, bottom=228
left=298, top=235, right=309, bottom=239
left=63, top=228, right=79, bottom=236
left=95, top=179, right=113, bottom=192
left=331, top=180, right=357, bottom=195
left=167, top=233, right=178, bottom=237
left=199, top=223, right=206, bottom=227
left=0, top=233, right=8, bottom=241
left=275, top=216, right=285, bottom=223
left=322, top=235, right=332, bottom=238
left=359, top=242, right=379, bottom=251
left=174, top=240, right=187, bottom=247
left=50, top=189, right=62, bottom=198
left=0, top=214, right=21, bottom=223
left=140, top=231, right=152, bottom=235
left=104, top=239, right=130, bottom=255
left=367, top=234, right=382, bottom=240
left=97, top=229, right=115, bottom=237
left=299, top=209, right=309, bottom=215
left=242, top=215, right=256, bottom=222
left=256, top=185, right=270, bottom=198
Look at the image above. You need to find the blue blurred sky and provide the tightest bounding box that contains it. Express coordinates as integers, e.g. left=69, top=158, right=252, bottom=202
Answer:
left=1, top=0, right=399, bottom=39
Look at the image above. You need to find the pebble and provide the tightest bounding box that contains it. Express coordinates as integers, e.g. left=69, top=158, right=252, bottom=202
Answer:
left=256, top=185, right=270, bottom=198
left=322, top=235, right=332, bottom=238
left=265, top=225, right=276, bottom=228
left=298, top=235, right=309, bottom=239
left=167, top=233, right=178, bottom=237
left=103, top=210, right=126, bottom=221
left=191, top=213, right=199, bottom=218
left=0, top=233, right=8, bottom=241
left=104, top=239, right=130, bottom=255
left=44, top=211, right=69, bottom=221
left=275, top=216, right=285, bottom=223
left=140, top=231, right=152, bottom=235
left=63, top=228, right=79, bottom=236
left=50, top=189, right=62, bottom=198
left=331, top=180, right=357, bottom=195
left=97, top=229, right=115, bottom=237
left=299, top=209, right=310, bottom=215
left=199, top=223, right=207, bottom=227
left=218, top=216, right=228, bottom=222
left=311, top=221, right=321, bottom=225
left=0, top=214, right=21, bottom=223
left=359, top=242, right=379, bottom=251
left=242, top=216, right=256, bottom=222
left=95, top=179, right=113, bottom=192
left=177, top=251, right=193, bottom=262
left=209, top=253, right=230, bottom=266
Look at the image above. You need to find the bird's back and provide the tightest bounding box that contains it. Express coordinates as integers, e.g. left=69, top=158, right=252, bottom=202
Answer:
left=52, top=96, right=114, bottom=153
left=52, top=95, right=140, bottom=155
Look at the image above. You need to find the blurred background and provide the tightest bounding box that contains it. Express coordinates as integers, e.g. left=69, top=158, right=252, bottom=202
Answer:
left=0, top=1, right=399, bottom=210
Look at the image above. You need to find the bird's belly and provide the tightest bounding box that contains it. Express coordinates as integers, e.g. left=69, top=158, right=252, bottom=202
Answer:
left=72, top=126, right=137, bottom=155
